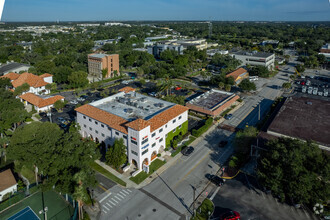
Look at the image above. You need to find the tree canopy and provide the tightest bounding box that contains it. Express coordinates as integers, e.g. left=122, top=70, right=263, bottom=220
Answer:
left=106, top=138, right=127, bottom=169
left=239, top=79, right=256, bottom=91
left=257, top=138, right=329, bottom=205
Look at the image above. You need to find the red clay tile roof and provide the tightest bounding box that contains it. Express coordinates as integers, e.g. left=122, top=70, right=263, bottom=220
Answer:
left=226, top=68, right=248, bottom=81
left=126, top=118, right=150, bottom=131
left=119, top=86, right=136, bottom=93
left=40, top=73, right=53, bottom=78
left=20, top=93, right=64, bottom=108
left=1, top=72, right=20, bottom=80
left=11, top=72, right=49, bottom=88
left=148, top=105, right=189, bottom=132
left=75, top=104, right=129, bottom=134
left=0, top=169, right=17, bottom=192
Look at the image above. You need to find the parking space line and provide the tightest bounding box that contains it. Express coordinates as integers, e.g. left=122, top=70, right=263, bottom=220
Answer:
left=111, top=198, right=119, bottom=204
left=106, top=202, right=113, bottom=208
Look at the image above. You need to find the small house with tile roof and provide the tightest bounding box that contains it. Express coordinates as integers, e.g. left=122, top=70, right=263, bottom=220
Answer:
left=0, top=169, right=17, bottom=201
left=1, top=72, right=53, bottom=95
left=20, top=93, right=65, bottom=112
left=75, top=87, right=189, bottom=171
left=226, top=68, right=249, bottom=85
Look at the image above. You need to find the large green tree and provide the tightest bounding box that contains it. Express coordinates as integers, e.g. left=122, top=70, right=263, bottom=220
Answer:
left=239, top=79, right=256, bottom=91
left=8, top=122, right=98, bottom=194
left=257, top=138, right=329, bottom=205
left=106, top=138, right=127, bottom=169
left=68, top=71, right=89, bottom=88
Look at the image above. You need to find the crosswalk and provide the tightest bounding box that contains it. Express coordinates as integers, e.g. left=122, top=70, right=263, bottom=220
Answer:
left=100, top=188, right=133, bottom=214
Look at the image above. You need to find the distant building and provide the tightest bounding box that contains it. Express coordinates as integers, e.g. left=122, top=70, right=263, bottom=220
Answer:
left=230, top=51, right=275, bottom=70
left=75, top=87, right=189, bottom=171
left=319, top=43, right=330, bottom=62
left=88, top=53, right=119, bottom=82
left=207, top=49, right=229, bottom=57
left=226, top=68, right=249, bottom=85
left=147, top=42, right=184, bottom=58
left=1, top=72, right=53, bottom=95
left=0, top=169, right=17, bottom=201
left=260, top=40, right=279, bottom=47
left=104, top=22, right=131, bottom=27
left=0, top=62, right=31, bottom=76
left=186, top=89, right=239, bottom=117
left=267, top=96, right=330, bottom=151
left=176, top=39, right=208, bottom=50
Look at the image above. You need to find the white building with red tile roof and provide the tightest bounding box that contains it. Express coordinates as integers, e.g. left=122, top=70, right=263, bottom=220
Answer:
left=75, top=87, right=188, bottom=171
left=0, top=169, right=17, bottom=201
left=1, top=72, right=53, bottom=95
left=20, top=93, right=65, bottom=112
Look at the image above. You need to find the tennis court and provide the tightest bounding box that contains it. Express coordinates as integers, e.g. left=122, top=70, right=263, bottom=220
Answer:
left=7, top=206, right=40, bottom=220
left=0, top=191, right=74, bottom=220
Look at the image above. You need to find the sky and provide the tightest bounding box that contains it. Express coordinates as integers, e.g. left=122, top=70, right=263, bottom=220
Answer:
left=1, top=0, right=330, bottom=22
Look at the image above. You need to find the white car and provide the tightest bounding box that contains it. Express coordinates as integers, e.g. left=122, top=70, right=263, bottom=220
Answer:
left=70, top=100, right=78, bottom=105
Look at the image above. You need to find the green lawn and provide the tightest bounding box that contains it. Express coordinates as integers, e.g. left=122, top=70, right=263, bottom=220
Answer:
left=0, top=191, right=73, bottom=220
left=90, top=162, right=127, bottom=187
left=191, top=198, right=214, bottom=220
left=129, top=159, right=166, bottom=184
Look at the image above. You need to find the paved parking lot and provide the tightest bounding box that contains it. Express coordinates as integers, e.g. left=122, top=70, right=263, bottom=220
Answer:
left=211, top=173, right=316, bottom=220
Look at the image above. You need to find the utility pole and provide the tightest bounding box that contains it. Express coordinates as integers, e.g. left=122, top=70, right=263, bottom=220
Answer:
left=192, top=185, right=196, bottom=217
left=258, top=103, right=261, bottom=121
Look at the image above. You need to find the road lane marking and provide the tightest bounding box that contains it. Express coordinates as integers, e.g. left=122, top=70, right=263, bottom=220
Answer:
left=98, top=188, right=112, bottom=203
left=117, top=193, right=125, bottom=199
left=114, top=195, right=121, bottom=201
left=174, top=151, right=211, bottom=188
left=119, top=191, right=127, bottom=197
left=106, top=202, right=113, bottom=208
left=111, top=198, right=119, bottom=204
left=109, top=200, right=116, bottom=206
left=103, top=205, right=110, bottom=211
left=122, top=190, right=130, bottom=195
left=210, top=187, right=220, bottom=201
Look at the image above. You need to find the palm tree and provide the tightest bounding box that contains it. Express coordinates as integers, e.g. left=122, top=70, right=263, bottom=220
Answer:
left=159, top=75, right=173, bottom=96
left=73, top=171, right=89, bottom=220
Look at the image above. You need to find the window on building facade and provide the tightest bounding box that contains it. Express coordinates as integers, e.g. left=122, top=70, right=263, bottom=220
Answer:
left=152, top=133, right=155, bottom=137
left=89, top=119, right=92, bottom=122
left=89, top=127, right=92, bottom=131
left=95, top=130, right=99, bottom=134
left=95, top=121, right=98, bottom=125
left=179, top=125, right=182, bottom=129
left=179, top=116, right=182, bottom=120
left=131, top=140, right=137, bottom=145
left=152, top=143, right=156, bottom=148
left=108, top=127, right=111, bottom=130
left=173, top=119, right=176, bottom=123
left=159, top=128, right=163, bottom=133
left=123, top=135, right=127, bottom=139
left=101, top=124, right=104, bottom=128
left=159, top=138, right=163, bottom=143
left=141, top=138, right=148, bottom=145
left=142, top=149, right=148, bottom=155
left=115, top=131, right=119, bottom=136
left=131, top=150, right=138, bottom=156
left=165, top=125, right=167, bottom=128
left=101, top=133, right=105, bottom=137
left=83, top=116, right=86, bottom=119
left=83, top=124, right=86, bottom=128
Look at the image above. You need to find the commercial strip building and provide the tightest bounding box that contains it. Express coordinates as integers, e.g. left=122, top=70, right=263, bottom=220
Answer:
left=20, top=93, right=65, bottom=112
left=1, top=72, right=53, bottom=95
left=186, top=89, right=239, bottom=117
left=0, top=62, right=31, bottom=76
left=75, top=87, right=189, bottom=171
left=267, top=96, right=330, bottom=151
left=0, top=169, right=17, bottom=201
left=319, top=43, right=330, bottom=62
left=88, top=53, right=119, bottom=82
left=230, top=51, right=275, bottom=70
left=226, top=68, right=249, bottom=85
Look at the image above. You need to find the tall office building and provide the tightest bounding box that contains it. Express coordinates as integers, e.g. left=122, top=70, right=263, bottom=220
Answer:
left=88, top=53, right=119, bottom=81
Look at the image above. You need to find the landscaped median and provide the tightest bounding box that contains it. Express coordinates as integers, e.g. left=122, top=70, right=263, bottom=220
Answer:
left=191, top=198, right=214, bottom=220
left=90, top=161, right=127, bottom=187
left=129, top=159, right=166, bottom=185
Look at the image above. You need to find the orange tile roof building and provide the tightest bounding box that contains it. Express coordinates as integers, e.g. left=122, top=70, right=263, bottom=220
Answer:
left=1, top=72, right=53, bottom=95
left=186, top=89, right=239, bottom=117
left=20, top=93, right=65, bottom=112
left=0, top=169, right=17, bottom=201
left=88, top=53, right=119, bottom=82
left=75, top=87, right=188, bottom=170
left=226, top=68, right=249, bottom=85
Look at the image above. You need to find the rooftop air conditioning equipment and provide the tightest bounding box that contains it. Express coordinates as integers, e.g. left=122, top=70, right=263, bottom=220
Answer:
left=126, top=108, right=133, bottom=114
left=158, top=103, right=164, bottom=108
left=140, top=97, right=147, bottom=102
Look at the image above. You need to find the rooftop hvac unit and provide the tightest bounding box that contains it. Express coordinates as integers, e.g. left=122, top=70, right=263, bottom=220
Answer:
left=158, top=103, right=164, bottom=108
left=126, top=108, right=133, bottom=114
left=140, top=97, right=147, bottom=102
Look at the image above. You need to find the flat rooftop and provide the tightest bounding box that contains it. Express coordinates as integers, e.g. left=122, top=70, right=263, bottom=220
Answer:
left=232, top=51, right=273, bottom=58
left=90, top=91, right=175, bottom=121
left=89, top=54, right=107, bottom=59
left=187, top=89, right=234, bottom=111
left=268, top=96, right=330, bottom=147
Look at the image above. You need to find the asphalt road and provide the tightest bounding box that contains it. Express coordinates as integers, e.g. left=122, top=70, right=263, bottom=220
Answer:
left=211, top=173, right=316, bottom=220
left=100, top=128, right=235, bottom=220
left=223, top=66, right=291, bottom=129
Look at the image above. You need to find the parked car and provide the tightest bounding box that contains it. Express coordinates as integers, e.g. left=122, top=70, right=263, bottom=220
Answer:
left=70, top=100, right=78, bottom=105
left=219, top=141, right=228, bottom=148
left=206, top=174, right=224, bottom=186
left=181, top=146, right=194, bottom=156
left=224, top=114, right=233, bottom=120
left=57, top=117, right=66, bottom=123
left=175, top=86, right=182, bottom=90
left=77, top=97, right=86, bottom=102
left=220, top=210, right=241, bottom=220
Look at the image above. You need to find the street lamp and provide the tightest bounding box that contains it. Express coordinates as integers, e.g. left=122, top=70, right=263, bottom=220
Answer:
left=39, top=207, right=48, bottom=220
